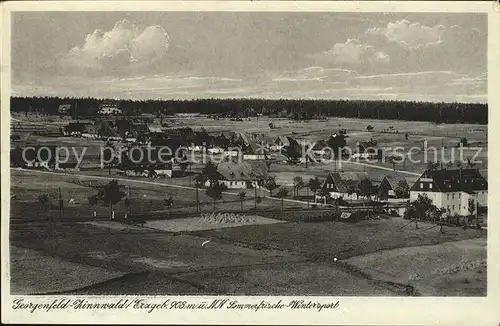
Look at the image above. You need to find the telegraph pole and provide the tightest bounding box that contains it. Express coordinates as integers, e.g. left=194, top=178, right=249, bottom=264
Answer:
left=196, top=186, right=200, bottom=212
left=58, top=187, right=63, bottom=221
left=254, top=182, right=257, bottom=209
left=128, top=185, right=132, bottom=216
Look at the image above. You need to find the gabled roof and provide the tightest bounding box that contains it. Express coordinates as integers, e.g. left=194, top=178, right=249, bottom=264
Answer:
left=250, top=133, right=274, bottom=145
left=216, top=157, right=269, bottom=181
left=237, top=132, right=250, bottom=145
left=275, top=135, right=298, bottom=147
left=410, top=168, right=487, bottom=193
left=383, top=174, right=409, bottom=190
left=221, top=131, right=237, bottom=139
left=243, top=141, right=266, bottom=155
left=324, top=172, right=372, bottom=193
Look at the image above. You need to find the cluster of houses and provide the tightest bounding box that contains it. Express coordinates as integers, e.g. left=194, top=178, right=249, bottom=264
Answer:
left=58, top=103, right=123, bottom=116
left=317, top=168, right=487, bottom=217
left=11, top=107, right=488, bottom=218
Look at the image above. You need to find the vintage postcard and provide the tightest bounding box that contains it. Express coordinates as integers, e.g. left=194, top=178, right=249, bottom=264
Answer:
left=1, top=1, right=499, bottom=324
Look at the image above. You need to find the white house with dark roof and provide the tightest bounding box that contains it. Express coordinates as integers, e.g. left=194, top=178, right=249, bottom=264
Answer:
left=410, top=168, right=487, bottom=216
left=98, top=104, right=122, bottom=115
left=207, top=157, right=269, bottom=189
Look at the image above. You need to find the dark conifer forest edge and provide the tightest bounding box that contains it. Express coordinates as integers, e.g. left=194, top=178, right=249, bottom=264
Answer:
left=10, top=96, right=488, bottom=124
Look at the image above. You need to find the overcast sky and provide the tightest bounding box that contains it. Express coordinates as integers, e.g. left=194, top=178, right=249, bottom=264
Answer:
left=11, top=12, right=487, bottom=103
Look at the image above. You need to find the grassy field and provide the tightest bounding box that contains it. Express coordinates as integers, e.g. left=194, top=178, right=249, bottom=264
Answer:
left=9, top=215, right=485, bottom=295
left=10, top=220, right=407, bottom=296
left=10, top=246, right=126, bottom=294
left=10, top=169, right=302, bottom=221
left=344, top=238, right=486, bottom=296
left=191, top=218, right=485, bottom=261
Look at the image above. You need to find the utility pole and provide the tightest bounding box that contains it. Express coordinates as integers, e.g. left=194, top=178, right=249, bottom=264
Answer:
left=306, top=187, right=310, bottom=208
left=128, top=185, right=132, bottom=216
left=58, top=187, right=63, bottom=221
left=254, top=183, right=257, bottom=209
left=196, top=186, right=200, bottom=212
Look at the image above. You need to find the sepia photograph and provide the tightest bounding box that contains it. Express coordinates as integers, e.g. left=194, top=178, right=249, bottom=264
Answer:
left=2, top=1, right=499, bottom=325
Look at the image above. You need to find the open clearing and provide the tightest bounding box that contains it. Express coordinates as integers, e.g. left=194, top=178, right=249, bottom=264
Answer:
left=191, top=218, right=485, bottom=261
left=10, top=169, right=302, bottom=222
left=9, top=246, right=126, bottom=294
left=344, top=238, right=486, bottom=296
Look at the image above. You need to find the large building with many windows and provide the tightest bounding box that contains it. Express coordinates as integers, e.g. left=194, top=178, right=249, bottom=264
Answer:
left=97, top=104, right=123, bottom=115
left=409, top=168, right=487, bottom=216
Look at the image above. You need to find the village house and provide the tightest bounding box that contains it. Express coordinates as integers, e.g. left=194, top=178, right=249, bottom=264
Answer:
left=118, top=146, right=186, bottom=178
left=274, top=135, right=299, bottom=148
left=98, top=104, right=123, bottom=116
left=354, top=139, right=382, bottom=160
left=206, top=157, right=269, bottom=189
left=409, top=168, right=487, bottom=216
left=271, top=135, right=300, bottom=152
left=57, top=104, right=71, bottom=115
left=379, top=174, right=410, bottom=200
left=249, top=133, right=273, bottom=149
left=152, top=159, right=185, bottom=178
left=95, top=120, right=122, bottom=140
left=208, top=147, right=225, bottom=155
left=64, top=122, right=91, bottom=136
left=236, top=132, right=251, bottom=147
left=79, top=123, right=100, bottom=139
left=242, top=141, right=267, bottom=160
left=321, top=172, right=374, bottom=201
left=11, top=145, right=57, bottom=169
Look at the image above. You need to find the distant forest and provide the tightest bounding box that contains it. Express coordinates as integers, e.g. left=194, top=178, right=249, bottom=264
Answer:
left=10, top=96, right=488, bottom=124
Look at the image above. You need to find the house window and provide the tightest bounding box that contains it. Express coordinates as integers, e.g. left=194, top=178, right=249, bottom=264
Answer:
left=458, top=193, right=461, bottom=199
left=420, top=183, right=423, bottom=189
left=452, top=194, right=455, bottom=199
left=447, top=205, right=450, bottom=210
left=447, top=194, right=450, bottom=200
left=429, top=184, right=432, bottom=189
left=452, top=205, right=455, bottom=211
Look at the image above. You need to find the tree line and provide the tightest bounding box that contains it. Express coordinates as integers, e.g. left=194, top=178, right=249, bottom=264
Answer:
left=11, top=96, right=487, bottom=124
